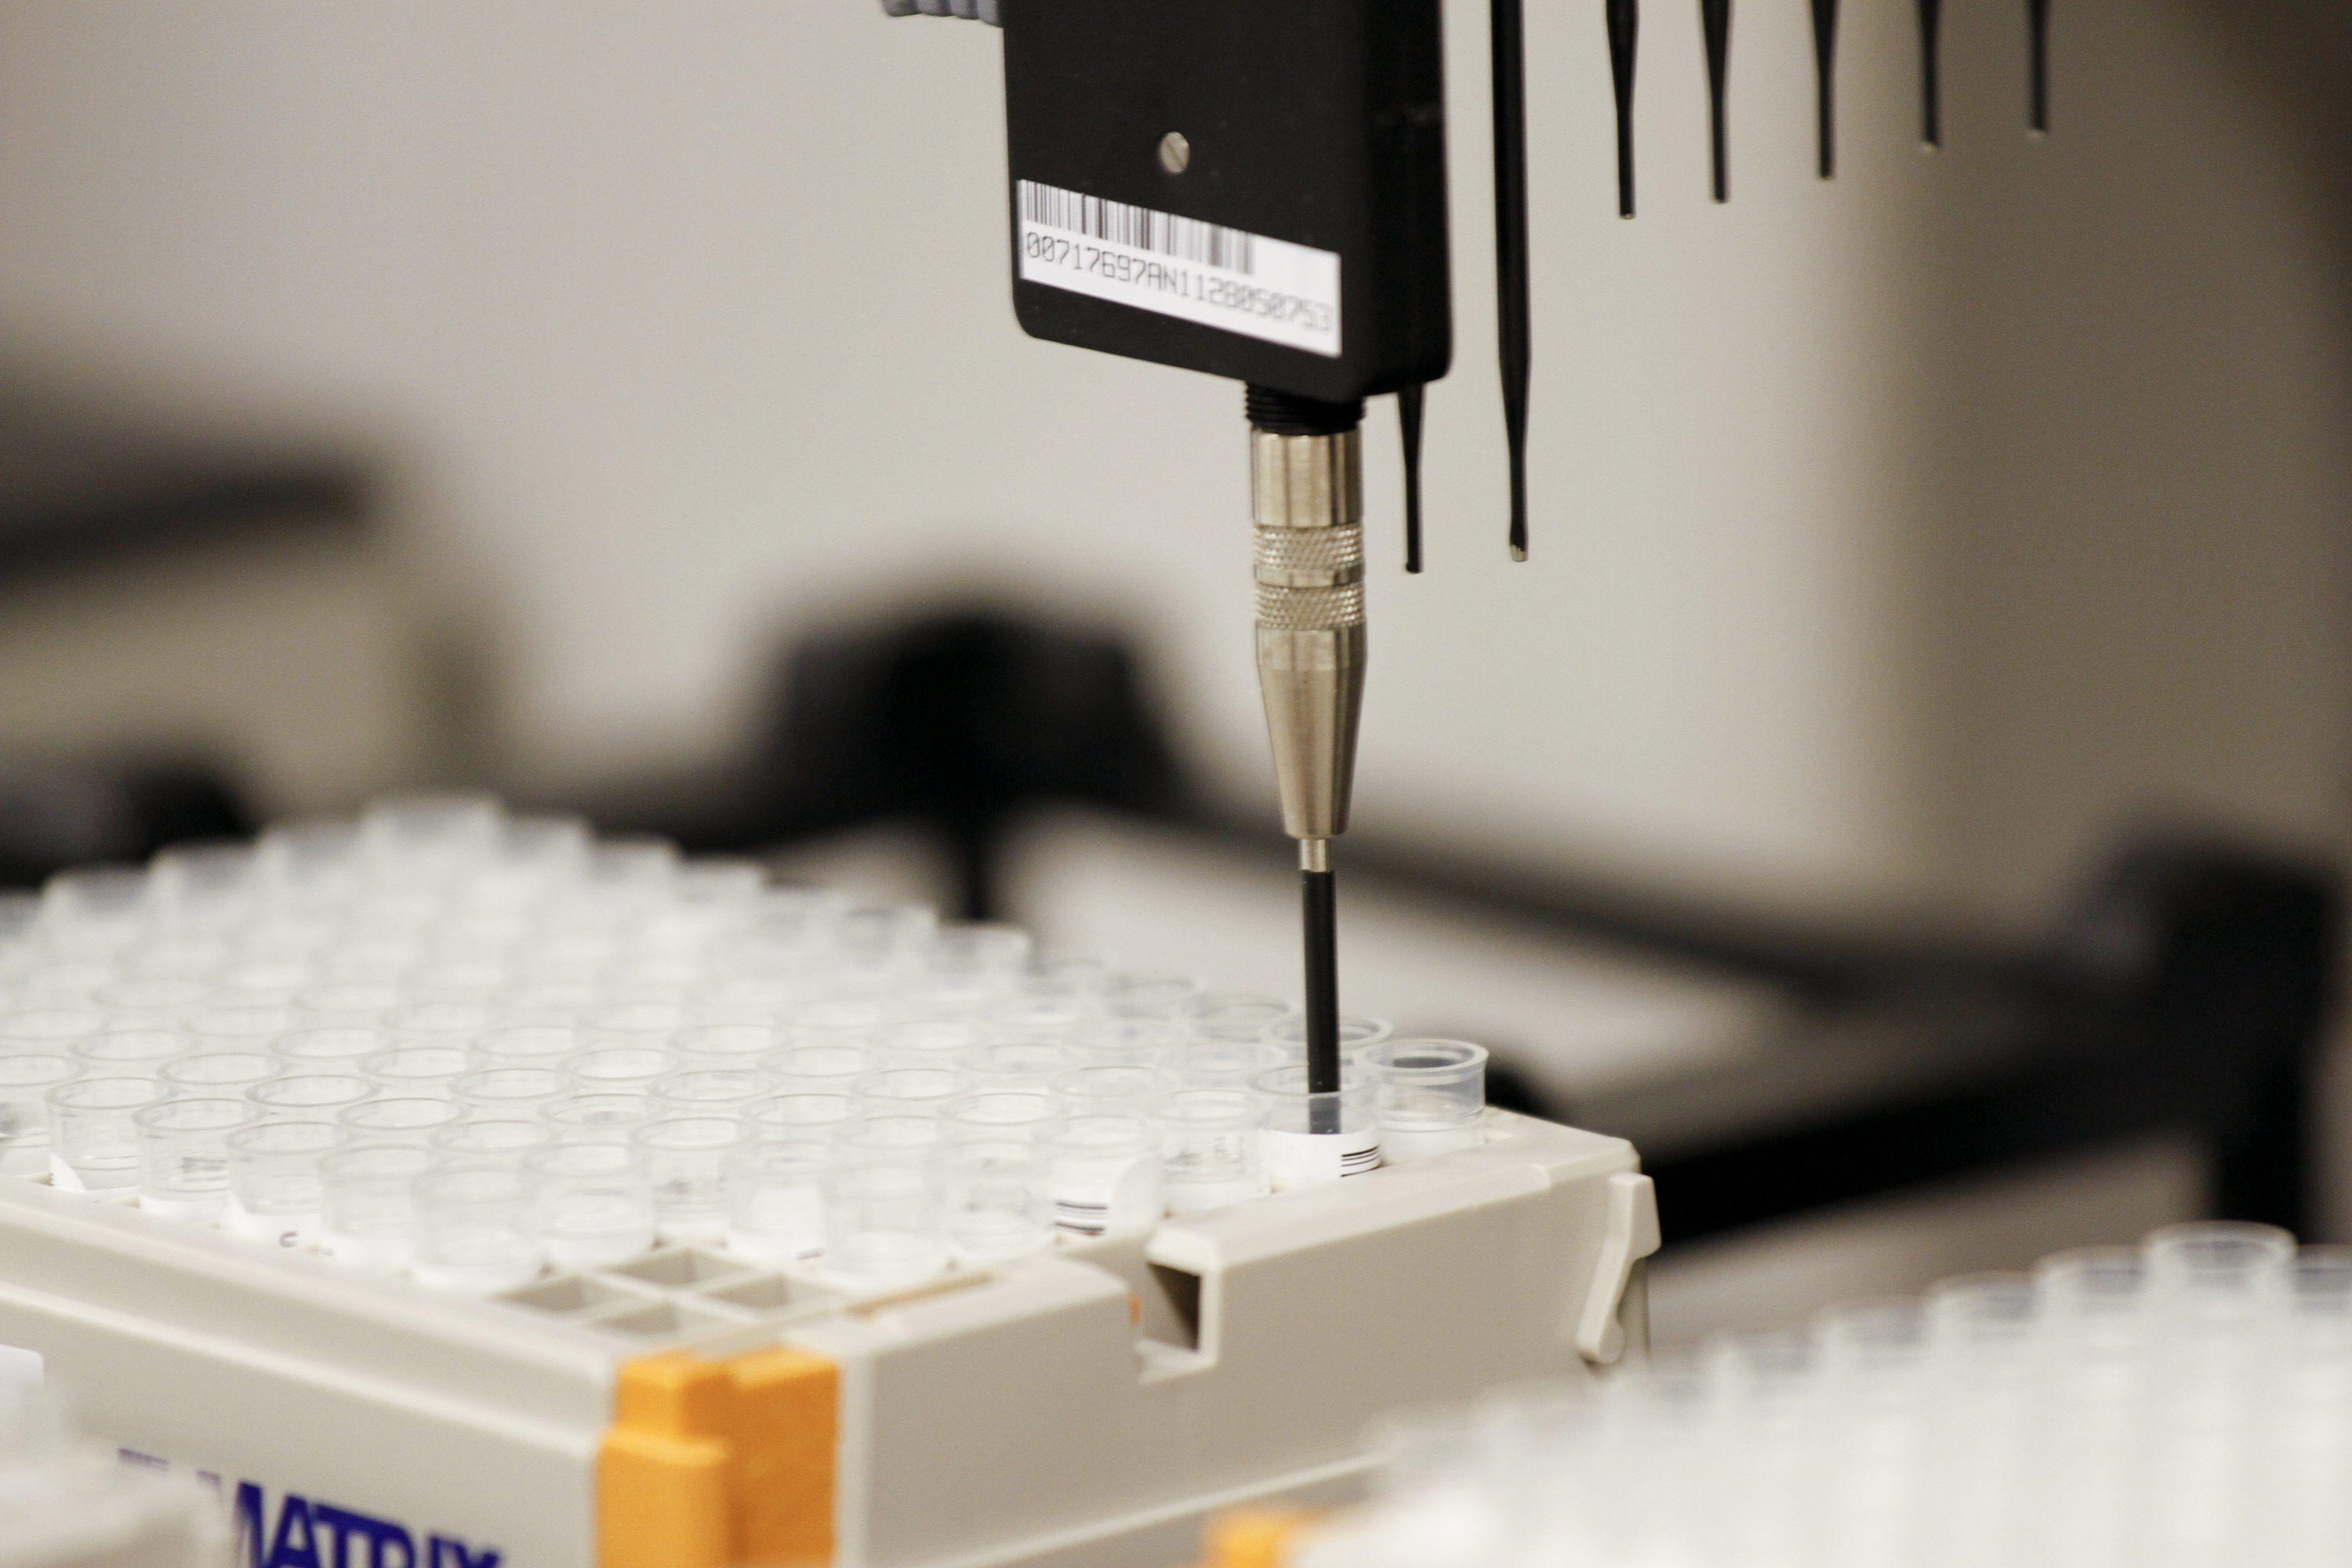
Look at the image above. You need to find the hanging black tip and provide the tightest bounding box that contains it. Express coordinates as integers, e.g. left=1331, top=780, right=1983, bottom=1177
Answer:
left=1700, top=0, right=1732, bottom=203
left=1606, top=0, right=1639, bottom=218
left=1809, top=0, right=1839, bottom=179
left=2027, top=0, right=2052, bottom=136
left=1917, top=0, right=1943, bottom=150
left=1493, top=0, right=1533, bottom=561
left=1398, top=383, right=1425, bottom=575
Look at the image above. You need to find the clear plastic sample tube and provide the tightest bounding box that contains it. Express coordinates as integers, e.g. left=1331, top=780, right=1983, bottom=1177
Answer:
left=292, top=984, right=403, bottom=1029
left=0, top=1009, right=107, bottom=1054
left=71, top=1029, right=191, bottom=1079
left=650, top=1069, right=780, bottom=1114
left=431, top=1119, right=554, bottom=1168
left=1252, top=1065, right=1379, bottom=1189
left=274, top=1026, right=390, bottom=1067
left=564, top=1047, right=679, bottom=1091
left=89, top=978, right=213, bottom=1028
left=318, top=1145, right=437, bottom=1271
left=38, top=866, right=150, bottom=939
left=635, top=1116, right=747, bottom=1243
left=186, top=1007, right=299, bottom=1051
left=1070, top=1018, right=1193, bottom=1067
left=159, top=1051, right=280, bottom=1097
left=1265, top=1013, right=1394, bottom=1062
left=942, top=1138, right=1052, bottom=1261
left=925, top=921, right=1033, bottom=980
left=411, top=1167, right=543, bottom=1294
left=580, top=1002, right=692, bottom=1054
left=2034, top=1247, right=2150, bottom=1354
left=670, top=1022, right=782, bottom=1069
left=1054, top=1065, right=1179, bottom=1120
left=361, top=790, right=501, bottom=873
left=942, top=1091, right=1063, bottom=1145
left=45, top=1076, right=166, bottom=1189
left=1044, top=1114, right=1166, bottom=1238
left=960, top=1040, right=1082, bottom=1091
left=471, top=1024, right=581, bottom=1067
left=1160, top=1088, right=1269, bottom=1214
left=761, top=1044, right=880, bottom=1093
left=451, top=1067, right=571, bottom=1116
left=978, top=993, right=1096, bottom=1045
left=528, top=1141, right=655, bottom=1268
left=2147, top=1221, right=2296, bottom=1324
left=875, top=1020, right=990, bottom=1070
left=380, top=1000, right=495, bottom=1051
left=851, top=1067, right=975, bottom=1117
left=224, top=1120, right=347, bottom=1247
left=1103, top=975, right=1203, bottom=1020
left=337, top=1096, right=464, bottom=1148
left=0, top=1054, right=80, bottom=1177
left=1160, top=1040, right=1282, bottom=1091
left=358, top=1046, right=472, bottom=1099
left=724, top=1135, right=832, bottom=1268
left=822, top=1149, right=947, bottom=1290
left=246, top=1073, right=376, bottom=1123
left=746, top=1092, right=858, bottom=1140
left=1183, top=993, right=1298, bottom=1044
left=539, top=1091, right=659, bottom=1145
left=1361, top=1040, right=1487, bottom=1163
left=133, top=1097, right=261, bottom=1219
left=9, top=960, right=115, bottom=1006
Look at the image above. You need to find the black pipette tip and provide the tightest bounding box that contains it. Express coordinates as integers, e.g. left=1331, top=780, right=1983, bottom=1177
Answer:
left=1301, top=847, right=1340, bottom=1132
left=2027, top=0, right=2053, bottom=137
left=1700, top=0, right=1732, bottom=203
left=1399, top=383, right=1425, bottom=574
left=1809, top=0, right=1839, bottom=179
left=1492, top=0, right=1532, bottom=561
left=1606, top=0, right=1639, bottom=218
left=1917, top=0, right=1943, bottom=151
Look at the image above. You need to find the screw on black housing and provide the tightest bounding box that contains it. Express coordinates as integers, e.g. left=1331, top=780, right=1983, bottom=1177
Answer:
left=1606, top=0, right=1639, bottom=219
left=1492, top=0, right=1532, bottom=562
left=1916, top=0, right=1944, bottom=150
left=1809, top=0, right=1839, bottom=178
left=1700, top=0, right=1732, bottom=202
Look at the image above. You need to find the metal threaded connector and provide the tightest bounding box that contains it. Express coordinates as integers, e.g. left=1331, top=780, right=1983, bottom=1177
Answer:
left=1248, top=424, right=1366, bottom=842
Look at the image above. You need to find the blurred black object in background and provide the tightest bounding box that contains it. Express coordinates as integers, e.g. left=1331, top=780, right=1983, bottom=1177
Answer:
left=626, top=608, right=1193, bottom=922
left=0, top=384, right=361, bottom=891
left=0, top=758, right=251, bottom=889
left=0, top=385, right=364, bottom=578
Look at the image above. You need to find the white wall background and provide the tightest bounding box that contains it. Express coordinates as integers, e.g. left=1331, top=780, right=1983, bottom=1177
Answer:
left=0, top=0, right=2338, bottom=927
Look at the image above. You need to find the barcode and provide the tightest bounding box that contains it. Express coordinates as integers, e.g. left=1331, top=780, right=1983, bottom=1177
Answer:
left=1054, top=1198, right=1109, bottom=1237
left=1018, top=181, right=1255, bottom=275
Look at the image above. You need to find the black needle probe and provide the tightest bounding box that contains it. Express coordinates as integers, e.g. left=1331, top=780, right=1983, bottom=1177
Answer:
left=1606, top=0, right=1639, bottom=219
left=2027, top=0, right=2053, bottom=136
left=1917, top=0, right=1944, bottom=150
left=1700, top=0, right=1731, bottom=202
left=1493, top=0, right=1532, bottom=561
left=1810, top=0, right=1839, bottom=178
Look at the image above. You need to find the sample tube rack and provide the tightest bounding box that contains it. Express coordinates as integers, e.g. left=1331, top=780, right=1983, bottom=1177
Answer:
left=0, top=1109, right=1655, bottom=1568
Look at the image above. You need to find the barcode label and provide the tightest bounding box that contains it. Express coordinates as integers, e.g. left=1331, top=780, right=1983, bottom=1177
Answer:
left=1020, top=183, right=1256, bottom=274
left=1261, top=1127, right=1383, bottom=1191
left=1015, top=180, right=1341, bottom=358
left=1054, top=1198, right=1109, bottom=1238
